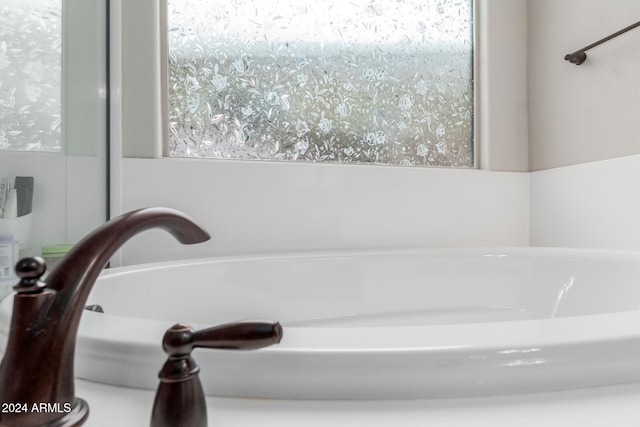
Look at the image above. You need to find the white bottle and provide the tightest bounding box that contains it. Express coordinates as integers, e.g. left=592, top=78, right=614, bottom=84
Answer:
left=3, top=189, right=17, bottom=219
left=0, top=177, right=8, bottom=217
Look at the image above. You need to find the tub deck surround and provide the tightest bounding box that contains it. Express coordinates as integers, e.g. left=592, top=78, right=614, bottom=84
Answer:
left=2, top=247, right=640, bottom=401
left=117, top=158, right=530, bottom=266
left=72, top=379, right=640, bottom=427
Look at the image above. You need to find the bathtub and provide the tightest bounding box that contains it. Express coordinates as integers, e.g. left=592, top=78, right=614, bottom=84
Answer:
left=2, top=247, right=640, bottom=400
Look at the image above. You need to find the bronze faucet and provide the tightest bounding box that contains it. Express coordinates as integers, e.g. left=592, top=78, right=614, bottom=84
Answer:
left=0, top=207, right=211, bottom=427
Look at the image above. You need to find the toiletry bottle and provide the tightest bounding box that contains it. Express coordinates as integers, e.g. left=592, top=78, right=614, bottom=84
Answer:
left=0, top=178, right=9, bottom=217
left=3, top=189, right=17, bottom=219
left=42, top=244, right=74, bottom=272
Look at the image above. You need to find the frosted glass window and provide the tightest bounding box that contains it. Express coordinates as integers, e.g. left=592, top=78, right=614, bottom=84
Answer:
left=167, top=0, right=473, bottom=167
left=0, top=0, right=62, bottom=151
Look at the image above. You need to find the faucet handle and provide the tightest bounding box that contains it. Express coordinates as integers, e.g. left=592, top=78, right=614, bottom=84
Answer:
left=13, top=256, right=47, bottom=294
left=163, top=321, right=283, bottom=355
left=150, top=321, right=283, bottom=427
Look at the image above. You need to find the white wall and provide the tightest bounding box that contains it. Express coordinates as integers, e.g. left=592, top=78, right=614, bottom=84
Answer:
left=531, top=155, right=640, bottom=250
left=528, top=0, right=640, bottom=249
left=528, top=0, right=640, bottom=170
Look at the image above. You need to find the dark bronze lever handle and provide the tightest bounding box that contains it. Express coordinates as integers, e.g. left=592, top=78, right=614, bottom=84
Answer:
left=163, top=321, right=284, bottom=355
left=150, top=321, right=283, bottom=427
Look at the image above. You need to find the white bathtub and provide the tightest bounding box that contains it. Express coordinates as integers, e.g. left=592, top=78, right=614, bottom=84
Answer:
left=2, top=247, right=640, bottom=400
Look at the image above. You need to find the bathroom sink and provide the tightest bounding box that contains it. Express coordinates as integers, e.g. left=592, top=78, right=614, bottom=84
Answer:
left=2, top=247, right=640, bottom=399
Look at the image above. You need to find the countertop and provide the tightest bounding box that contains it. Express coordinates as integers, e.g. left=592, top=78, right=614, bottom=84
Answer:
left=78, top=379, right=640, bottom=426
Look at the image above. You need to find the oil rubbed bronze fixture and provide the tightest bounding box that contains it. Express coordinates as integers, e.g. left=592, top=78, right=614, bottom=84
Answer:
left=565, top=20, right=640, bottom=65
left=0, top=208, right=211, bottom=427
left=151, top=322, right=283, bottom=427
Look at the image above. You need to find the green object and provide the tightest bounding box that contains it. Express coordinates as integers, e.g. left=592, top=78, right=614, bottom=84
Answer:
left=42, top=244, right=74, bottom=259
left=42, top=244, right=74, bottom=272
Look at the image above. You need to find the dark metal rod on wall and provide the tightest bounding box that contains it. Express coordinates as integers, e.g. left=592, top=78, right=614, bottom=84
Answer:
left=565, top=20, right=640, bottom=65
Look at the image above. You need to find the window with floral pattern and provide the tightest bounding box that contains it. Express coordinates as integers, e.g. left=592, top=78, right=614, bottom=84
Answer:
left=167, top=0, right=474, bottom=167
left=0, top=0, right=61, bottom=152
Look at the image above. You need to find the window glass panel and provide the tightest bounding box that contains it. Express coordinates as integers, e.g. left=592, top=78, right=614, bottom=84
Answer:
left=0, top=0, right=62, bottom=151
left=167, top=0, right=473, bottom=167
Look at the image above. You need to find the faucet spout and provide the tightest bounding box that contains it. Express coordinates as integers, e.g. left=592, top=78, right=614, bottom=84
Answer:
left=0, top=207, right=210, bottom=427
left=46, top=207, right=210, bottom=321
